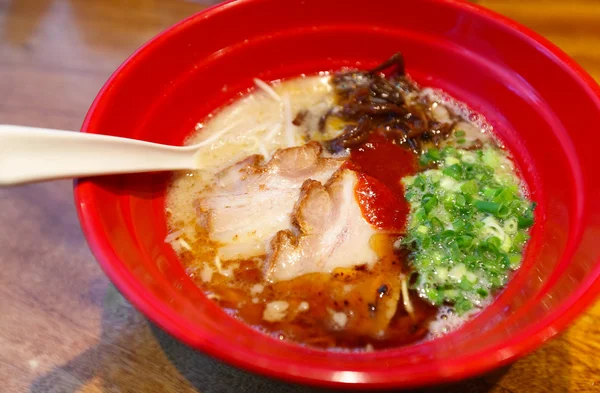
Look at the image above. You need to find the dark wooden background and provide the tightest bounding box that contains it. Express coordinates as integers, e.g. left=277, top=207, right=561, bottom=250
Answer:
left=1, top=0, right=599, bottom=392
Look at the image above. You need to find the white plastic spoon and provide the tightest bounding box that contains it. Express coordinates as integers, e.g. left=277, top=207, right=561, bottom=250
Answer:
left=0, top=124, right=208, bottom=186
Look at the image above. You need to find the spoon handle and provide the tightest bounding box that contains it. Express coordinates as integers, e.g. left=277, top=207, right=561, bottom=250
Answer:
left=0, top=125, right=196, bottom=186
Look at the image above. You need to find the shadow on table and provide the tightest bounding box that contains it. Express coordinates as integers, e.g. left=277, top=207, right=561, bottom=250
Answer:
left=28, top=285, right=570, bottom=393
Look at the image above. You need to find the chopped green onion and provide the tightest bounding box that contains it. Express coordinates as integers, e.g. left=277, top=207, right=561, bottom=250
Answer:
left=456, top=235, right=473, bottom=248
left=413, top=176, right=425, bottom=190
left=422, top=194, right=438, bottom=213
left=419, top=148, right=442, bottom=166
left=482, top=187, right=497, bottom=199
left=513, top=231, right=529, bottom=247
left=461, top=180, right=478, bottom=195
left=508, top=254, right=522, bottom=268
left=430, top=217, right=444, bottom=232
left=518, top=216, right=534, bottom=228
left=474, top=200, right=500, bottom=214
left=493, top=187, right=515, bottom=203
left=486, top=236, right=502, bottom=250
left=442, top=164, right=462, bottom=180
left=402, top=145, right=535, bottom=314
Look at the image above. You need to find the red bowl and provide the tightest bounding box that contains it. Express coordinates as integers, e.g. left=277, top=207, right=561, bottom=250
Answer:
left=74, top=0, right=600, bottom=389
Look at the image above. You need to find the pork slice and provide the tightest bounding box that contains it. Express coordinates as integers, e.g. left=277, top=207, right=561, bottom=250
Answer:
left=196, top=142, right=343, bottom=260
left=265, top=169, right=380, bottom=282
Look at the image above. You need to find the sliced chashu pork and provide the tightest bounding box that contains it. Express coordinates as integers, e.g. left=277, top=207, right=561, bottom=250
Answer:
left=196, top=142, right=343, bottom=260
left=265, top=168, right=406, bottom=331
left=265, top=169, right=381, bottom=282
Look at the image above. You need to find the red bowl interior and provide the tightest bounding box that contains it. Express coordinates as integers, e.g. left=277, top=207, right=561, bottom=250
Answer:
left=74, top=0, right=600, bottom=389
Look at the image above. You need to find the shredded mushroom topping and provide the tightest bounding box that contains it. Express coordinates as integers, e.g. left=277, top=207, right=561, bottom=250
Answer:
left=323, top=53, right=458, bottom=154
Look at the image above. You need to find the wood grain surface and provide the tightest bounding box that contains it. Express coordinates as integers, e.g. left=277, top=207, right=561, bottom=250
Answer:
left=0, top=0, right=599, bottom=392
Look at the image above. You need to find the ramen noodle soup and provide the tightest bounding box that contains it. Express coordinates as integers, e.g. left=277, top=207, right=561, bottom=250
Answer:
left=165, top=54, right=535, bottom=350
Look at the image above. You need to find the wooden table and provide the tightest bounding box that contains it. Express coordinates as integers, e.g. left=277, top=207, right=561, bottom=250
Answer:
left=1, top=1, right=598, bottom=392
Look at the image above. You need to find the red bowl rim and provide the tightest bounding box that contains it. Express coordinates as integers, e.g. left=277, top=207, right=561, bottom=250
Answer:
left=74, top=0, right=600, bottom=389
